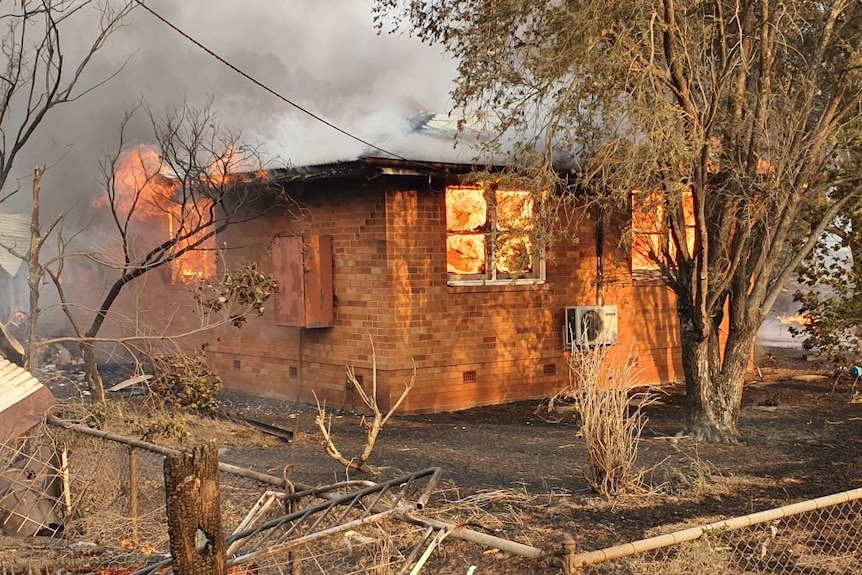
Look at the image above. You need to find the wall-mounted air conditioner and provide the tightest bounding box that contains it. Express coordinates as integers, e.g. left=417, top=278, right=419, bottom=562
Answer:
left=564, top=305, right=619, bottom=349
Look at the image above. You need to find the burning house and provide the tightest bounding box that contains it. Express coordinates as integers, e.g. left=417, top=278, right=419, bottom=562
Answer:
left=31, top=115, right=698, bottom=414
left=174, top=153, right=689, bottom=413
left=102, top=136, right=690, bottom=414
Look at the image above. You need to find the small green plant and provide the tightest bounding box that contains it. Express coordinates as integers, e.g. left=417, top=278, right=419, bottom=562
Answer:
left=149, top=351, right=222, bottom=414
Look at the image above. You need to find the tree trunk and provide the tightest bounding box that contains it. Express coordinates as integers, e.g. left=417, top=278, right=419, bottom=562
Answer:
left=681, top=312, right=756, bottom=443
left=25, top=167, right=45, bottom=373
left=164, top=443, right=226, bottom=575
left=81, top=343, right=105, bottom=405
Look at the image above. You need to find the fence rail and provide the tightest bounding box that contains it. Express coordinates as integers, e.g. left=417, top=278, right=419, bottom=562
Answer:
left=1, top=417, right=859, bottom=574
left=571, top=486, right=862, bottom=574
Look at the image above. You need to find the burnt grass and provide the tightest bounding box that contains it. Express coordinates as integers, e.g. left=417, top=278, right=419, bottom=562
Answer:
left=40, top=346, right=862, bottom=573
left=210, top=347, right=862, bottom=559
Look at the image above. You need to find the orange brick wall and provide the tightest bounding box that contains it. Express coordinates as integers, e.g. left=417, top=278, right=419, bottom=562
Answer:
left=70, top=176, right=686, bottom=413
left=379, top=187, right=684, bottom=413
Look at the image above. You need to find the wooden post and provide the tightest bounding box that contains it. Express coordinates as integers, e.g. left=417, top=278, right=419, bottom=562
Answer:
left=129, top=447, right=139, bottom=543
left=164, top=443, right=225, bottom=575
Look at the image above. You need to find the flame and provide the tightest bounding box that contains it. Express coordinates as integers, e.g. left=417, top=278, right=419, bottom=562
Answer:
left=778, top=313, right=809, bottom=326
left=91, top=144, right=270, bottom=283
left=167, top=203, right=216, bottom=283
left=207, top=145, right=271, bottom=185
left=445, top=186, right=537, bottom=275
left=92, top=145, right=215, bottom=283
left=93, top=145, right=177, bottom=218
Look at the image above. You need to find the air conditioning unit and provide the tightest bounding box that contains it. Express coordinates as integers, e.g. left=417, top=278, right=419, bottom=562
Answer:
left=564, top=305, right=619, bottom=349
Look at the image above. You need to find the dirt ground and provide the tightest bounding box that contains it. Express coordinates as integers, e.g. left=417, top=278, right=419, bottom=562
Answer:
left=35, top=345, right=862, bottom=574
left=204, top=346, right=861, bottom=565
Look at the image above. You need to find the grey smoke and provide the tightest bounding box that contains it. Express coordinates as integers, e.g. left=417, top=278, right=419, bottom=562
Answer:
left=4, top=0, right=457, bottom=216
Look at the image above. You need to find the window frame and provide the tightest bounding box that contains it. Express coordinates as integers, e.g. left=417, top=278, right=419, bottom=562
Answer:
left=630, top=189, right=696, bottom=276
left=445, top=185, right=546, bottom=287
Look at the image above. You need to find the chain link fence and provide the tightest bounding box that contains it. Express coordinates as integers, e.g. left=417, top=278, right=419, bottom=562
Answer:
left=0, top=421, right=447, bottom=574
left=573, top=488, right=862, bottom=574
left=0, top=424, right=272, bottom=550
left=1, top=419, right=860, bottom=574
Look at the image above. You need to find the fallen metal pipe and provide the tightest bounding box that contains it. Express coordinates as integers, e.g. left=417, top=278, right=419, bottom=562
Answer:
left=401, top=512, right=548, bottom=560
left=568, top=486, right=862, bottom=569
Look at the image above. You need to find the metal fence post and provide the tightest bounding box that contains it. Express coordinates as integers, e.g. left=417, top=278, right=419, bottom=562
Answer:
left=129, top=446, right=139, bottom=543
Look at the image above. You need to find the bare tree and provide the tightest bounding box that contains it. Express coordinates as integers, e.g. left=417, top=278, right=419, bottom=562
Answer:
left=64, top=100, right=284, bottom=402
left=0, top=0, right=132, bottom=368
left=375, top=0, right=862, bottom=442
left=315, top=336, right=415, bottom=475
left=7, top=98, right=291, bottom=405
left=0, top=0, right=134, bottom=205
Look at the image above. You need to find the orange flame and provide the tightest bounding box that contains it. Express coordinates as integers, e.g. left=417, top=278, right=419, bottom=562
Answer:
left=207, top=145, right=271, bottom=186
left=92, top=145, right=270, bottom=283
left=777, top=313, right=809, bottom=326
left=168, top=202, right=216, bottom=283
left=93, top=145, right=216, bottom=283
left=93, top=145, right=177, bottom=218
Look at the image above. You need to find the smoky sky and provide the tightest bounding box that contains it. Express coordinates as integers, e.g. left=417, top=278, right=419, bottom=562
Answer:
left=4, top=0, right=458, bottom=217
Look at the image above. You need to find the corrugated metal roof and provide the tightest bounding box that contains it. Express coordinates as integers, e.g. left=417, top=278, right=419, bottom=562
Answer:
left=0, top=359, right=42, bottom=413
left=0, top=214, right=30, bottom=276
left=0, top=358, right=56, bottom=443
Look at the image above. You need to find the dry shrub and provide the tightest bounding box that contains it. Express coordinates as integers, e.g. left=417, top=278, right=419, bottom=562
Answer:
left=149, top=350, right=222, bottom=413
left=662, top=450, right=722, bottom=498
left=565, top=344, right=653, bottom=496
left=315, top=335, right=415, bottom=475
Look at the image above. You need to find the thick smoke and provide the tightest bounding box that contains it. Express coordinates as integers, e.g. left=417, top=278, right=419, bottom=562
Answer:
left=4, top=0, right=458, bottom=216
left=0, top=0, right=459, bottom=337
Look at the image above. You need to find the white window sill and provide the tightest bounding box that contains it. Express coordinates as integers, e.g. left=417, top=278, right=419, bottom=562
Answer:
left=447, top=278, right=546, bottom=287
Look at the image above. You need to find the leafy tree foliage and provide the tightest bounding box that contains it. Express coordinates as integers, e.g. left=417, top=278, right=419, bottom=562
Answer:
left=375, top=0, right=862, bottom=442
left=794, top=196, right=862, bottom=362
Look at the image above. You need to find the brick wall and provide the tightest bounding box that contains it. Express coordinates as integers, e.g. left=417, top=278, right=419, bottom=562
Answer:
left=70, top=175, right=687, bottom=413
left=379, top=187, right=684, bottom=413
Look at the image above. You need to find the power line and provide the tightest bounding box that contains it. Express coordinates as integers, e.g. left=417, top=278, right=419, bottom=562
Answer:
left=133, top=0, right=416, bottom=164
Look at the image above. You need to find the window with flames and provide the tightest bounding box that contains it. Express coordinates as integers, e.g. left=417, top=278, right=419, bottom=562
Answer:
left=631, top=189, right=696, bottom=273
left=445, top=185, right=544, bottom=285
left=168, top=206, right=217, bottom=284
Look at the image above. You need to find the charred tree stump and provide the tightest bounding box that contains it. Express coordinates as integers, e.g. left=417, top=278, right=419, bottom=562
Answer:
left=164, top=443, right=225, bottom=575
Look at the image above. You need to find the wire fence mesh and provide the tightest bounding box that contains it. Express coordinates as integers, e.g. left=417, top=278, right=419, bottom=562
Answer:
left=1, top=421, right=860, bottom=574
left=577, top=491, right=862, bottom=574
left=0, top=425, right=273, bottom=552
left=0, top=423, right=448, bottom=574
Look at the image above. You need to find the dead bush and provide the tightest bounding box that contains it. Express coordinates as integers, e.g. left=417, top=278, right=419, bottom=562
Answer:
left=315, top=335, right=414, bottom=475
left=193, top=262, right=278, bottom=328
left=564, top=344, right=653, bottom=496
left=149, top=350, right=222, bottom=413
left=662, top=450, right=722, bottom=498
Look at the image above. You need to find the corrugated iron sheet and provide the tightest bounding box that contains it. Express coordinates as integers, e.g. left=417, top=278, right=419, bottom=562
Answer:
left=0, top=359, right=56, bottom=443
left=0, top=214, right=30, bottom=277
